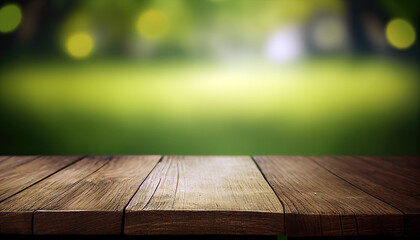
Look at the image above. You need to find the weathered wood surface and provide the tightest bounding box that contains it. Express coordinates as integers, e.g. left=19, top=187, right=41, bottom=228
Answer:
left=0, top=156, right=82, bottom=202
left=0, top=156, right=110, bottom=234
left=125, top=155, right=284, bottom=235
left=0, top=156, right=36, bottom=170
left=310, top=156, right=420, bottom=235
left=254, top=156, right=404, bottom=237
left=0, top=155, right=418, bottom=236
left=33, top=155, right=160, bottom=235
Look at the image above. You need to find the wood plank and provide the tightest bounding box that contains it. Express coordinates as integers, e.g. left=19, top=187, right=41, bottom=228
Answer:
left=311, top=156, right=420, bottom=235
left=124, top=155, right=284, bottom=235
left=376, top=156, right=419, bottom=170
left=0, top=156, right=38, bottom=173
left=253, top=156, right=403, bottom=237
left=0, top=156, right=11, bottom=162
left=358, top=156, right=419, bottom=191
left=33, top=155, right=161, bottom=235
left=0, top=156, right=110, bottom=234
left=0, top=156, right=82, bottom=201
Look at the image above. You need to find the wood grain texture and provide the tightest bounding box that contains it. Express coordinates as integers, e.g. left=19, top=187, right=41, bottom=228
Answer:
left=0, top=155, right=415, bottom=236
left=0, top=156, right=82, bottom=201
left=0, top=156, right=38, bottom=174
left=0, top=156, right=110, bottom=234
left=311, top=156, right=420, bottom=236
left=125, top=155, right=284, bottom=235
left=253, top=156, right=403, bottom=237
left=33, top=155, right=161, bottom=235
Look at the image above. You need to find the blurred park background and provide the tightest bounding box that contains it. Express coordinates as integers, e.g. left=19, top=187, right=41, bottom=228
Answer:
left=0, top=0, right=419, bottom=155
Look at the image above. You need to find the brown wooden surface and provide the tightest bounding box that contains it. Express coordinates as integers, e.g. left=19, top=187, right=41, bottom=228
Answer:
left=0, top=156, right=38, bottom=175
left=0, top=155, right=418, bottom=236
left=0, top=156, right=110, bottom=234
left=311, top=156, right=420, bottom=235
left=124, top=156, right=284, bottom=235
left=33, top=155, right=160, bottom=235
left=0, top=156, right=82, bottom=201
left=253, top=156, right=404, bottom=237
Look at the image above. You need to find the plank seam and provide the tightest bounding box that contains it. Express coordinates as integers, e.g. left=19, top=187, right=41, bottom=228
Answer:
left=36, top=156, right=111, bottom=210
left=354, top=214, right=360, bottom=236
left=0, top=155, right=85, bottom=204
left=122, top=155, right=163, bottom=235
left=356, top=156, right=418, bottom=184
left=1, top=155, right=41, bottom=173
left=308, top=156, right=406, bottom=235
left=309, top=156, right=405, bottom=212
left=250, top=155, right=286, bottom=235
left=32, top=156, right=110, bottom=234
left=353, top=156, right=412, bottom=235
left=14, top=155, right=41, bottom=167
left=257, top=156, right=327, bottom=236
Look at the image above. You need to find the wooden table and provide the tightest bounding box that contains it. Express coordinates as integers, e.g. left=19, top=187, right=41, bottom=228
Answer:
left=0, top=155, right=418, bottom=236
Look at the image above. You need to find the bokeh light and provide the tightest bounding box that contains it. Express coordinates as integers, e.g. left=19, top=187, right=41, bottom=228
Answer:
left=385, top=18, right=416, bottom=49
left=0, top=0, right=419, bottom=156
left=65, top=32, right=94, bottom=58
left=0, top=4, right=22, bottom=33
left=265, top=26, right=304, bottom=63
left=136, top=9, right=169, bottom=39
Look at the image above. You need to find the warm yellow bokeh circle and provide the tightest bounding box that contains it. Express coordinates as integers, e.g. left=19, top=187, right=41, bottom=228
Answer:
left=136, top=9, right=169, bottom=39
left=66, top=32, right=94, bottom=58
left=385, top=18, right=416, bottom=49
left=0, top=4, right=22, bottom=33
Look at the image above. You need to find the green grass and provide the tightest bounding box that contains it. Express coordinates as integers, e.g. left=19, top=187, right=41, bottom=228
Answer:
left=0, top=57, right=418, bottom=155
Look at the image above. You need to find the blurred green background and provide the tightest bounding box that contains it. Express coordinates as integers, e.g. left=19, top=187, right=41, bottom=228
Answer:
left=0, top=0, right=419, bottom=155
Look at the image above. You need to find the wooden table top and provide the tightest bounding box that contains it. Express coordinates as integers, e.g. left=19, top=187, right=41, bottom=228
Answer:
left=0, top=155, right=418, bottom=236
